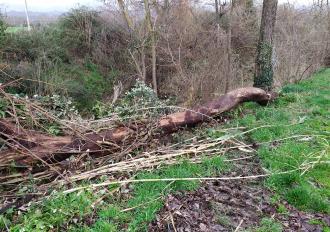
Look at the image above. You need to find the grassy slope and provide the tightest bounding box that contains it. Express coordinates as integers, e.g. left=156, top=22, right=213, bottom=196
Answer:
left=4, top=27, right=27, bottom=33
left=2, top=69, right=329, bottom=231
left=230, top=68, right=330, bottom=213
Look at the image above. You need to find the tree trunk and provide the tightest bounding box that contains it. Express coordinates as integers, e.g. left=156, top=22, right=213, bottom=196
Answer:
left=325, top=0, right=330, bottom=66
left=254, top=0, right=278, bottom=90
left=151, top=36, right=157, bottom=96
left=215, top=0, right=219, bottom=16
left=144, top=0, right=158, bottom=96
left=117, top=0, right=134, bottom=31
left=225, top=0, right=233, bottom=93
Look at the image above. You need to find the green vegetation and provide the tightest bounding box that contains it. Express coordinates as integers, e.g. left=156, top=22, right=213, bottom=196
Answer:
left=5, top=157, right=226, bottom=231
left=253, top=218, right=283, bottom=232
left=0, top=12, right=6, bottom=45
left=0, top=7, right=125, bottom=112
left=0, top=0, right=329, bottom=230
left=4, top=26, right=27, bottom=33
left=2, top=69, right=329, bottom=230
left=238, top=69, right=330, bottom=214
left=7, top=190, right=98, bottom=231
left=92, top=81, right=171, bottom=120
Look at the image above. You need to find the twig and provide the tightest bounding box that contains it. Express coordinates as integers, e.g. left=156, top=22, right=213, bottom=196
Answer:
left=63, top=169, right=299, bottom=194
left=234, top=219, right=244, bottom=232
left=91, top=187, right=120, bottom=209
left=169, top=211, right=178, bottom=232
left=121, top=196, right=162, bottom=212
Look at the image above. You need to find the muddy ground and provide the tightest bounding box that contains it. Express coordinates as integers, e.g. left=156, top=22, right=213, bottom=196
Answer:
left=149, top=155, right=330, bottom=232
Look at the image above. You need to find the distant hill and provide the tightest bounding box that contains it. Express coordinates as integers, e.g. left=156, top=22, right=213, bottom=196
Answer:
left=5, top=11, right=64, bottom=25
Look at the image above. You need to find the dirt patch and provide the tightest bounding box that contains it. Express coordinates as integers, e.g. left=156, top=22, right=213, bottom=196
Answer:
left=149, top=157, right=330, bottom=231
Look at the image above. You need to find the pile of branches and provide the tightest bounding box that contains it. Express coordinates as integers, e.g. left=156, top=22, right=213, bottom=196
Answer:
left=0, top=86, right=276, bottom=210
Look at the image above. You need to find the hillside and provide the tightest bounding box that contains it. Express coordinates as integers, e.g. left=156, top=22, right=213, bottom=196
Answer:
left=1, top=69, right=329, bottom=231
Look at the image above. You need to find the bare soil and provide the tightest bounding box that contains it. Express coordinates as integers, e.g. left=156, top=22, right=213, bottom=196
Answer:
left=149, top=156, right=330, bottom=232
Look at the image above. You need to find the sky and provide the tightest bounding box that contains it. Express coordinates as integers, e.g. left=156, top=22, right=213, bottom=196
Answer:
left=0, top=0, right=103, bottom=12
left=0, top=0, right=314, bottom=12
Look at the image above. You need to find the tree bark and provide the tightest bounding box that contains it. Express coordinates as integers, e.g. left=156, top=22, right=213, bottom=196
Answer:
left=215, top=0, right=219, bottom=16
left=144, top=0, right=158, bottom=96
left=325, top=0, right=330, bottom=66
left=117, top=0, right=134, bottom=31
left=225, top=0, right=233, bottom=93
left=254, top=0, right=278, bottom=90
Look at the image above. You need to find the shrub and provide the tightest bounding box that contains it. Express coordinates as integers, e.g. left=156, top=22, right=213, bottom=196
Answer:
left=0, top=12, right=6, bottom=46
left=59, top=6, right=102, bottom=57
left=0, top=7, right=117, bottom=113
left=35, top=94, right=79, bottom=120
left=92, top=81, right=171, bottom=120
left=62, top=60, right=116, bottom=111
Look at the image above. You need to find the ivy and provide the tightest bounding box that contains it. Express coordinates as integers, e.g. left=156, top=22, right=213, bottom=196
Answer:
left=254, top=42, right=274, bottom=90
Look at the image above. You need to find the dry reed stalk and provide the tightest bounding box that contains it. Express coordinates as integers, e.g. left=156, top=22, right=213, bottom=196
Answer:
left=63, top=136, right=257, bottom=183
left=234, top=219, right=244, bottom=232
left=63, top=169, right=300, bottom=194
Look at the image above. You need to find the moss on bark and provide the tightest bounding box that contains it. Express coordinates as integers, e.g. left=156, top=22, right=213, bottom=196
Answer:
left=254, top=42, right=273, bottom=90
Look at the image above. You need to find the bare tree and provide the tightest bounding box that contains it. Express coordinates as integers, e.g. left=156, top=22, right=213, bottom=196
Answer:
left=116, top=0, right=147, bottom=82
left=144, top=0, right=158, bottom=96
left=117, top=0, right=134, bottom=30
left=254, top=0, right=278, bottom=90
left=114, top=0, right=159, bottom=93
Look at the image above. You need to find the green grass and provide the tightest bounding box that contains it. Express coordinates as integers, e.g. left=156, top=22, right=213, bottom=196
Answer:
left=3, top=157, right=227, bottom=231
left=4, top=190, right=99, bottom=231
left=253, top=218, right=283, bottom=232
left=74, top=157, right=227, bottom=232
left=5, top=26, right=28, bottom=33
left=236, top=69, right=330, bottom=214
left=2, top=69, right=330, bottom=231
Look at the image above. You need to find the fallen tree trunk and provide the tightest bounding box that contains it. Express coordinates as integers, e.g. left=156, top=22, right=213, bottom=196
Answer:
left=159, top=87, right=274, bottom=131
left=0, top=87, right=276, bottom=167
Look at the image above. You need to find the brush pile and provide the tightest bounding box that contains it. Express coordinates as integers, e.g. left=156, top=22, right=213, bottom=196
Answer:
left=0, top=86, right=276, bottom=211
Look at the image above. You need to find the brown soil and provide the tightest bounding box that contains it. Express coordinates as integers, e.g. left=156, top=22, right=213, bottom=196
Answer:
left=149, top=156, right=330, bottom=232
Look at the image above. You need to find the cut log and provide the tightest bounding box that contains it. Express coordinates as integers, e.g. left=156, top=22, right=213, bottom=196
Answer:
left=0, top=87, right=276, bottom=167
